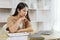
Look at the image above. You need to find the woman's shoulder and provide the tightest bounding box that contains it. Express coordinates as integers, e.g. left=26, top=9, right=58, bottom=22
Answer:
left=7, top=16, right=15, bottom=21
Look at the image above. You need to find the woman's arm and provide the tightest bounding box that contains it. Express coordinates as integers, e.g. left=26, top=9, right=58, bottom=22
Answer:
left=17, top=20, right=33, bottom=32
left=17, top=26, right=33, bottom=32
left=7, top=17, right=25, bottom=33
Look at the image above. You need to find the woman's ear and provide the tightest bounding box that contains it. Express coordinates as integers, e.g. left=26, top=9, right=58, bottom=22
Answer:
left=17, top=9, right=20, bottom=13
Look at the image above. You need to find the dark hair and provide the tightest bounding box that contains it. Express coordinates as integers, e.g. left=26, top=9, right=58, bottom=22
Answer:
left=12, top=2, right=30, bottom=21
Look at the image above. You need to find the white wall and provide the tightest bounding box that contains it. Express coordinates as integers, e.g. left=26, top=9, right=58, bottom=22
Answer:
left=0, top=9, right=11, bottom=22
left=53, top=0, right=60, bottom=31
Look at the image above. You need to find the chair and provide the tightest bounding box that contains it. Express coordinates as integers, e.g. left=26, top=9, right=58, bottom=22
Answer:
left=2, top=24, right=9, bottom=33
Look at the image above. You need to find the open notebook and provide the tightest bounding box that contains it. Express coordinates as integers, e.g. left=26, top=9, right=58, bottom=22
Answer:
left=29, top=31, right=53, bottom=38
left=8, top=32, right=29, bottom=37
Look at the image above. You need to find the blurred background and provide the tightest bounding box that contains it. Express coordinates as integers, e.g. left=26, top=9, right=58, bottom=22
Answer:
left=0, top=0, right=54, bottom=34
left=1, top=0, right=60, bottom=40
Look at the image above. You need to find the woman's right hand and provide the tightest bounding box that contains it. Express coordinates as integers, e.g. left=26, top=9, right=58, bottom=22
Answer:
left=19, top=17, right=26, bottom=21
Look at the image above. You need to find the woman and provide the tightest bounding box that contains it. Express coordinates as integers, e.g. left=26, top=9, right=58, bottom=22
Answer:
left=6, top=2, right=33, bottom=33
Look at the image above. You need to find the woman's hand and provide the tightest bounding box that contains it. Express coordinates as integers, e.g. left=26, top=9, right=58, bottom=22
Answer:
left=19, top=17, right=26, bottom=21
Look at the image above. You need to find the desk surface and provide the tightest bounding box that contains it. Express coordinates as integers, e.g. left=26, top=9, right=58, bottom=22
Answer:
left=0, top=31, right=60, bottom=40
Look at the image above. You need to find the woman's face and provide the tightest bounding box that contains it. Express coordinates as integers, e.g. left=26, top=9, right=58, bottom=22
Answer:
left=18, top=7, right=28, bottom=17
